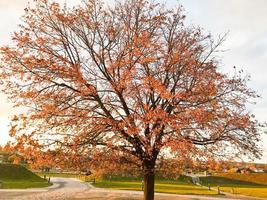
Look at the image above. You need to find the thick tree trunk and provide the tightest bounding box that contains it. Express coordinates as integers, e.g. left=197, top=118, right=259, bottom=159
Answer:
left=143, top=158, right=156, bottom=200
left=143, top=170, right=155, bottom=200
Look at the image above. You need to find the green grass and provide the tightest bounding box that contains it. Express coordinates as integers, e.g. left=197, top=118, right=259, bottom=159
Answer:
left=1, top=181, right=51, bottom=189
left=216, top=173, right=267, bottom=185
left=93, top=174, right=267, bottom=197
left=0, top=164, right=51, bottom=189
left=93, top=175, right=217, bottom=195
left=200, top=175, right=267, bottom=198
left=200, top=176, right=264, bottom=187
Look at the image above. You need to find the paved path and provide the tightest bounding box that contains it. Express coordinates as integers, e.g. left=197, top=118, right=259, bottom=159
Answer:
left=0, top=178, right=264, bottom=200
left=0, top=178, right=88, bottom=200
left=75, top=187, right=264, bottom=200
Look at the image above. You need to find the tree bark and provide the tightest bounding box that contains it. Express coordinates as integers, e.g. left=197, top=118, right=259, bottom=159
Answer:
left=143, top=164, right=155, bottom=200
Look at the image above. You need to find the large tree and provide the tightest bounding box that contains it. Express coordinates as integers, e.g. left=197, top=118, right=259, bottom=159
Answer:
left=0, top=0, right=263, bottom=199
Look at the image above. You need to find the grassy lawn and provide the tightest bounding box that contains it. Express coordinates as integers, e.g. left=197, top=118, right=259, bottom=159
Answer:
left=1, top=181, right=51, bottom=189
left=0, top=164, right=51, bottom=189
left=93, top=175, right=217, bottom=195
left=200, top=175, right=267, bottom=198
left=216, top=173, right=267, bottom=185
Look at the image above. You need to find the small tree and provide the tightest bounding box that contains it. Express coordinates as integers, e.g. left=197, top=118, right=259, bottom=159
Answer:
left=0, top=0, right=263, bottom=199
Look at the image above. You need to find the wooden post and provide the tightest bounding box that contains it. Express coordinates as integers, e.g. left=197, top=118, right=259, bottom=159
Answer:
left=142, top=180, right=144, bottom=191
left=93, top=178, right=95, bottom=184
left=44, top=174, right=46, bottom=180
left=208, top=184, right=211, bottom=190
left=48, top=177, right=51, bottom=183
left=217, top=186, right=220, bottom=194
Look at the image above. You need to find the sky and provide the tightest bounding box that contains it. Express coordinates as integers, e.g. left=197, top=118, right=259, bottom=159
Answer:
left=0, top=0, right=266, bottom=163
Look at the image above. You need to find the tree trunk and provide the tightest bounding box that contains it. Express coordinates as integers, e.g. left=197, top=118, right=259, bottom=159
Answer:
left=143, top=165, right=155, bottom=200
left=144, top=171, right=155, bottom=200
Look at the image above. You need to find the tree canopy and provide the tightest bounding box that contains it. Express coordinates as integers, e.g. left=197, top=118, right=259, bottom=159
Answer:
left=0, top=0, right=263, bottom=199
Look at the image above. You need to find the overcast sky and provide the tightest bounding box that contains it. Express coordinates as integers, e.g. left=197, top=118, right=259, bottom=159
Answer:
left=0, top=0, right=266, bottom=163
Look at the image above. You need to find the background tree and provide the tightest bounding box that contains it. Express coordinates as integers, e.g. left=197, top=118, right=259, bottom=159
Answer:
left=0, top=0, right=263, bottom=199
left=0, top=143, right=26, bottom=164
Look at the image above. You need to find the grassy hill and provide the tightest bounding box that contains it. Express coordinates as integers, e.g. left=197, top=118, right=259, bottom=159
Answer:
left=0, top=164, right=51, bottom=189
left=92, top=173, right=267, bottom=198
left=93, top=174, right=217, bottom=195
left=200, top=174, right=267, bottom=198
left=216, top=173, right=267, bottom=185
